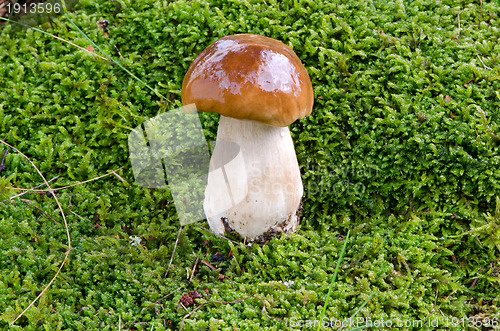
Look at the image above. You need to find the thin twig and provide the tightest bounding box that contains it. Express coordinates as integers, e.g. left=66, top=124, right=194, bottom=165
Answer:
left=0, top=175, right=60, bottom=204
left=441, top=290, right=457, bottom=305
left=62, top=11, right=168, bottom=101
left=111, top=170, right=127, bottom=183
left=433, top=289, right=458, bottom=318
left=189, top=255, right=199, bottom=282
left=196, top=224, right=240, bottom=244
left=0, top=139, right=71, bottom=326
left=16, top=251, right=71, bottom=322
left=7, top=166, right=125, bottom=192
left=153, top=286, right=182, bottom=304
left=0, top=17, right=109, bottom=61
left=114, top=44, right=124, bottom=61
left=200, top=259, right=217, bottom=271
left=261, top=301, right=284, bottom=323
left=476, top=54, right=492, bottom=70
left=20, top=199, right=58, bottom=224
left=68, top=209, right=86, bottom=221
left=165, top=226, right=183, bottom=278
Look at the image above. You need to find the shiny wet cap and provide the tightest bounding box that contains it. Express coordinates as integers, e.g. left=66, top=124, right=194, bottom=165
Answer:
left=181, top=34, right=313, bottom=127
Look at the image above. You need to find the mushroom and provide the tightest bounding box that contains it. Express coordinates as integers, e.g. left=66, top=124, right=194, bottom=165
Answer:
left=181, top=34, right=313, bottom=242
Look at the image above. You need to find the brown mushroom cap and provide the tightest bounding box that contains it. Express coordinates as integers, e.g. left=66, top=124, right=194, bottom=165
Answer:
left=181, top=34, right=313, bottom=127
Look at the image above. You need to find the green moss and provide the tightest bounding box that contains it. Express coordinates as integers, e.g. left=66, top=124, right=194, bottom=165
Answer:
left=1, top=0, right=500, bottom=329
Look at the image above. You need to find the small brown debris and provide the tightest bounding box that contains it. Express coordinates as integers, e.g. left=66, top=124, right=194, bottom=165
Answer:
left=190, top=290, right=203, bottom=299
left=179, top=290, right=203, bottom=308
left=91, top=222, right=102, bottom=229
left=444, top=95, right=451, bottom=103
left=417, top=112, right=427, bottom=123
left=96, top=20, right=109, bottom=32
left=201, top=259, right=217, bottom=271
left=179, top=294, right=194, bottom=307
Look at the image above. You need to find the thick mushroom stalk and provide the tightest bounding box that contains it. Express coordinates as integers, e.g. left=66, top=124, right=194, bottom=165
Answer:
left=181, top=34, right=313, bottom=241
left=204, top=116, right=302, bottom=241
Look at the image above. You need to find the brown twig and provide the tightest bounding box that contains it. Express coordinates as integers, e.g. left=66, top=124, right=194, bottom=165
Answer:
left=1, top=175, right=60, bottom=204
left=0, top=139, right=71, bottom=326
left=20, top=199, right=58, bottom=224
left=165, top=226, right=183, bottom=278
left=196, top=224, right=240, bottom=244
left=111, top=170, right=127, bottom=183
left=200, top=259, right=217, bottom=271
left=114, top=44, right=124, bottom=61
left=7, top=166, right=126, bottom=192
left=254, top=296, right=284, bottom=323
left=154, top=287, right=183, bottom=305
left=189, top=255, right=200, bottom=282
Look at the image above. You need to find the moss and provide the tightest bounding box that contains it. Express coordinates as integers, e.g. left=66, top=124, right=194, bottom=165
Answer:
left=1, top=0, right=500, bottom=329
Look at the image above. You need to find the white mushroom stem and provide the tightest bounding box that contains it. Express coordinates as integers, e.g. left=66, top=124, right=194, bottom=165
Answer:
left=204, top=115, right=303, bottom=241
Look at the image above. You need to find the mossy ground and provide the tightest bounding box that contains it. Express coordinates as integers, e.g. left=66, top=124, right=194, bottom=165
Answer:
left=1, top=0, right=500, bottom=330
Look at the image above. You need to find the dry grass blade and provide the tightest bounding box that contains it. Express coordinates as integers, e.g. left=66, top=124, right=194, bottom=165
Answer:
left=0, top=17, right=109, bottom=61
left=0, top=139, right=71, bottom=326
left=68, top=209, right=86, bottom=221
left=196, top=224, right=240, bottom=244
left=154, top=286, right=183, bottom=305
left=7, top=166, right=126, bottom=192
left=111, top=170, right=127, bottom=183
left=20, top=198, right=59, bottom=224
left=189, top=255, right=200, bottom=282
left=165, top=226, right=183, bottom=278
left=0, top=175, right=60, bottom=204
